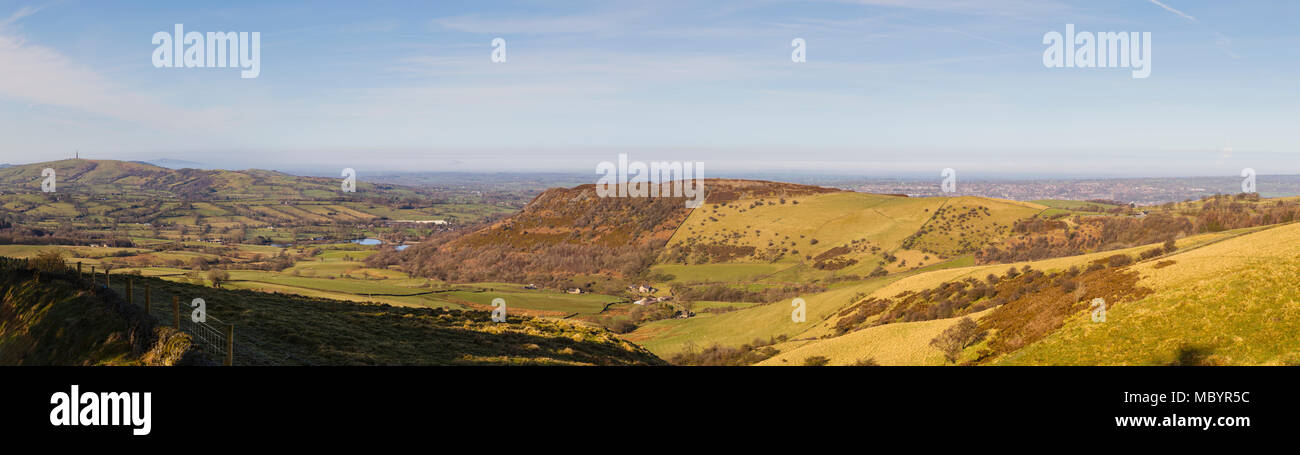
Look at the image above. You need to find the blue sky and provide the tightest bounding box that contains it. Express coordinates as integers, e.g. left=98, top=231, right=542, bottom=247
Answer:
left=0, top=0, right=1297, bottom=177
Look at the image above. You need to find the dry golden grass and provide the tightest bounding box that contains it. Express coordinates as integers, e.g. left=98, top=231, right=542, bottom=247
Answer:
left=752, top=226, right=1269, bottom=366
left=664, top=192, right=1042, bottom=277
left=999, top=222, right=1300, bottom=365
left=757, top=309, right=993, bottom=366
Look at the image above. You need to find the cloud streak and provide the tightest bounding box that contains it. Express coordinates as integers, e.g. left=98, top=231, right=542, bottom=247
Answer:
left=0, top=5, right=41, bottom=28
left=0, top=8, right=231, bottom=133
left=1146, top=0, right=1197, bottom=22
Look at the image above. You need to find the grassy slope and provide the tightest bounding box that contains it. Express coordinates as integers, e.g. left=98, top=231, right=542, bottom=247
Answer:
left=632, top=224, right=1264, bottom=364
left=758, top=309, right=994, bottom=366
left=999, top=222, right=1300, bottom=365
left=660, top=192, right=1043, bottom=282
left=624, top=275, right=898, bottom=356
left=665, top=192, right=942, bottom=278
left=100, top=275, right=664, bottom=366
left=631, top=192, right=1045, bottom=358
left=0, top=242, right=623, bottom=316
left=0, top=264, right=197, bottom=365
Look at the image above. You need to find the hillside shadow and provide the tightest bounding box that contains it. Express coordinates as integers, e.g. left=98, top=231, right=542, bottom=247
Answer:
left=1167, top=343, right=1215, bottom=366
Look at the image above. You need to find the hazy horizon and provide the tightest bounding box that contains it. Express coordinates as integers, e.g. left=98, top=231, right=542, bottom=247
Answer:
left=9, top=154, right=1300, bottom=185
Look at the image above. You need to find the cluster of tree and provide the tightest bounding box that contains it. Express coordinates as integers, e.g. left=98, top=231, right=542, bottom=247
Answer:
left=380, top=232, right=664, bottom=290
left=810, top=246, right=854, bottom=270
left=374, top=185, right=692, bottom=288
left=668, top=336, right=786, bottom=366
left=1193, top=194, right=1300, bottom=232
left=0, top=225, right=135, bottom=247
left=671, top=282, right=826, bottom=303
left=659, top=242, right=757, bottom=264
left=980, top=194, right=1300, bottom=264
left=599, top=302, right=680, bottom=334
left=976, top=213, right=1190, bottom=264
left=833, top=254, right=1150, bottom=344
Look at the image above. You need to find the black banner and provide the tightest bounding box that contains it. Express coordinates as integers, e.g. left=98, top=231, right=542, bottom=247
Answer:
left=3, top=366, right=1292, bottom=442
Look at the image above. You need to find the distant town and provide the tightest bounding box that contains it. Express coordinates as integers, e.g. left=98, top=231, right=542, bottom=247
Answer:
left=829, top=175, right=1300, bottom=206
left=361, top=172, right=1300, bottom=207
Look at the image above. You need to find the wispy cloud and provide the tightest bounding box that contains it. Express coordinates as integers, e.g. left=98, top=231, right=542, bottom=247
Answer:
left=1146, top=0, right=1197, bottom=22
left=1213, top=32, right=1241, bottom=59
left=0, top=7, right=230, bottom=132
left=841, top=0, right=1073, bottom=18
left=431, top=10, right=646, bottom=35
left=0, top=5, right=42, bottom=28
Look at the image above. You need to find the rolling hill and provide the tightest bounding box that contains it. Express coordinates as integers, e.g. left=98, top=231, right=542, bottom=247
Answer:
left=8, top=165, right=1299, bottom=367
left=0, top=159, right=516, bottom=246
left=657, top=191, right=1043, bottom=283
left=0, top=159, right=407, bottom=199
left=679, top=223, right=1299, bottom=366
left=390, top=179, right=842, bottom=288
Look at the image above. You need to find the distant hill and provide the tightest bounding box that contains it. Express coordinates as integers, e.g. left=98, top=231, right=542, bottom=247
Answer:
left=390, top=179, right=841, bottom=289
left=141, top=158, right=205, bottom=169
left=386, top=178, right=1042, bottom=289
left=0, top=158, right=413, bottom=200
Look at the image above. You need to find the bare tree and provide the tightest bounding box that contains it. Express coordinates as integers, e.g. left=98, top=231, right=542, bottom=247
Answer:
left=930, top=317, right=982, bottom=364
left=207, top=269, right=230, bottom=288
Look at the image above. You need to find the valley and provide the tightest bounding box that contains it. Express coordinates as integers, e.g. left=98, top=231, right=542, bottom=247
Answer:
left=4, top=159, right=1299, bottom=366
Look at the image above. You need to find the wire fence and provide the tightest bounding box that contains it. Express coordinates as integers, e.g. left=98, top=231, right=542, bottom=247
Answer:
left=88, top=268, right=235, bottom=366
left=179, top=312, right=232, bottom=365
left=106, top=273, right=320, bottom=366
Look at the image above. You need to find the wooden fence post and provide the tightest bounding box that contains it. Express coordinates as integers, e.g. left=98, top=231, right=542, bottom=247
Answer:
left=90, top=266, right=95, bottom=285
left=145, top=283, right=151, bottom=314
left=172, top=296, right=180, bottom=329
left=225, top=324, right=234, bottom=366
left=105, top=268, right=110, bottom=287
left=77, top=262, right=82, bottom=275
